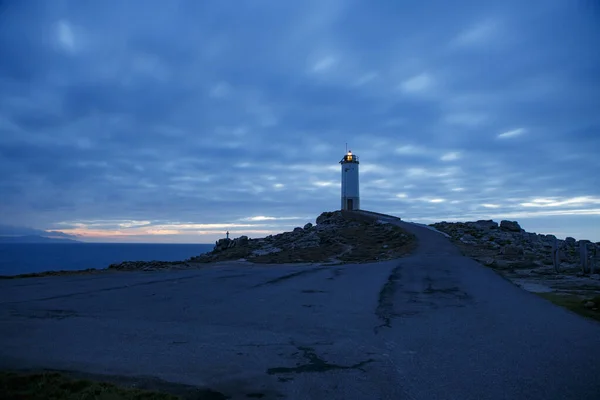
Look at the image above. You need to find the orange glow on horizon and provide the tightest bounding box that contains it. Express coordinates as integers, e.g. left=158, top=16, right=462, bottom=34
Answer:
left=54, top=227, right=281, bottom=240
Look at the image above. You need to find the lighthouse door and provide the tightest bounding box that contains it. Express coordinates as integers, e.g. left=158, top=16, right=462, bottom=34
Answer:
left=347, top=199, right=354, bottom=210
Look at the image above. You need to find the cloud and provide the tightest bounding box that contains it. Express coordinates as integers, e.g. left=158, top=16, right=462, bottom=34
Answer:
left=498, top=128, right=526, bottom=139
left=443, top=113, right=488, bottom=127
left=395, top=145, right=429, bottom=155
left=0, top=0, right=598, bottom=243
left=481, top=203, right=500, bottom=208
left=451, top=19, right=501, bottom=48
left=520, top=196, right=600, bottom=208
left=354, top=72, right=378, bottom=86
left=209, top=82, right=232, bottom=98
left=241, top=216, right=305, bottom=222
left=440, top=152, right=461, bottom=161
left=399, top=73, right=433, bottom=94
left=56, top=20, right=76, bottom=52
left=312, top=56, right=337, bottom=72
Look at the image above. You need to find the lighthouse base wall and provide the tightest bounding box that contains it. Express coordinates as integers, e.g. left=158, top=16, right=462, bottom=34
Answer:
left=341, top=196, right=360, bottom=211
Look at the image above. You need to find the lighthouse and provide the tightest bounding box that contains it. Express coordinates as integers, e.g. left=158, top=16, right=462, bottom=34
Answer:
left=340, top=150, right=360, bottom=210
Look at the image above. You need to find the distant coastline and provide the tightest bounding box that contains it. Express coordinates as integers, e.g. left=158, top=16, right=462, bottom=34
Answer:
left=0, top=235, right=82, bottom=244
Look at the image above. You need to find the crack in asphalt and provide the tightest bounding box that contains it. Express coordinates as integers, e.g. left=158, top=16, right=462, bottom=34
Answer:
left=374, top=265, right=402, bottom=332
left=254, top=267, right=327, bottom=287
left=266, top=346, right=374, bottom=375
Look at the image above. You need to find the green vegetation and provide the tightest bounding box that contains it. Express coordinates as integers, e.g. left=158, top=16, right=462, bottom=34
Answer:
left=0, top=371, right=179, bottom=400
left=536, top=293, right=600, bottom=323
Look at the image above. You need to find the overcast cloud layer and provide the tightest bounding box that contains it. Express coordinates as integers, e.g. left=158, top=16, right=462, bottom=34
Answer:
left=0, top=0, right=599, bottom=243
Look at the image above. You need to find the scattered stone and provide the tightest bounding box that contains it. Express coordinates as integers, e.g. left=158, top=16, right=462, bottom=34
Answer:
left=252, top=246, right=282, bottom=256
left=501, top=245, right=525, bottom=257
left=460, top=234, right=477, bottom=245
left=584, top=301, right=596, bottom=309
left=500, top=220, right=522, bottom=232
left=473, top=220, right=499, bottom=230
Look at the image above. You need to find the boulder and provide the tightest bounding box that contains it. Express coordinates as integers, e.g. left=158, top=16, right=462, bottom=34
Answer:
left=316, top=211, right=345, bottom=225
left=303, top=222, right=313, bottom=230
left=290, top=231, right=320, bottom=249
left=214, top=238, right=232, bottom=252
left=583, top=301, right=596, bottom=309
left=293, top=227, right=303, bottom=232
left=500, top=245, right=525, bottom=256
left=460, top=234, right=477, bottom=245
left=565, top=237, right=576, bottom=246
left=472, top=220, right=499, bottom=230
left=500, top=220, right=522, bottom=232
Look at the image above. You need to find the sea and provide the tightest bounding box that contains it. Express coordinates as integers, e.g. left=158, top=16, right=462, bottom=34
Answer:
left=0, top=243, right=214, bottom=276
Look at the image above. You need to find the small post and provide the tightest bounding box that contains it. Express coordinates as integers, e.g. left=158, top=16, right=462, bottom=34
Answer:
left=592, top=246, right=597, bottom=274
left=552, top=239, right=560, bottom=273
left=580, top=242, right=588, bottom=274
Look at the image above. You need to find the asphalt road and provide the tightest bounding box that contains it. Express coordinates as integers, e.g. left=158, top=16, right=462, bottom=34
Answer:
left=1, top=220, right=599, bottom=399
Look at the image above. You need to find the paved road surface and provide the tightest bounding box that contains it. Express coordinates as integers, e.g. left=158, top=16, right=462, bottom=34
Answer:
left=1, top=219, right=599, bottom=399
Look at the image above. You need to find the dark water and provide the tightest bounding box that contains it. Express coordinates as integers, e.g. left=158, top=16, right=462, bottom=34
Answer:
left=0, top=243, right=213, bottom=276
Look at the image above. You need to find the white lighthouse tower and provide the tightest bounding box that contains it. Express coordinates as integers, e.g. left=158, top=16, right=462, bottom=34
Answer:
left=340, top=150, right=360, bottom=210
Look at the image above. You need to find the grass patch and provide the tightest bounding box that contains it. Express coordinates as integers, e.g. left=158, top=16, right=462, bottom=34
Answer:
left=536, top=293, right=600, bottom=322
left=0, top=371, right=179, bottom=400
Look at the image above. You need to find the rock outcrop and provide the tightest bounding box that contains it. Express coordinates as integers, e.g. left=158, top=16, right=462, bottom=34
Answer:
left=189, top=211, right=416, bottom=264
left=105, top=211, right=416, bottom=270
left=500, top=220, right=522, bottom=232
left=213, top=235, right=249, bottom=252
left=430, top=219, right=598, bottom=271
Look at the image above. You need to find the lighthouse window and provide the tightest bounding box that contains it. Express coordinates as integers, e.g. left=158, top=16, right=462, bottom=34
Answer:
left=347, top=155, right=352, bottom=161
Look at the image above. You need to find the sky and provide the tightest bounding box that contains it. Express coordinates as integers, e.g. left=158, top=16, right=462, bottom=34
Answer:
left=0, top=0, right=599, bottom=244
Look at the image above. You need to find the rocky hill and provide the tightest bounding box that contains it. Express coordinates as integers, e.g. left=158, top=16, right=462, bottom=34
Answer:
left=186, top=210, right=416, bottom=264
left=107, top=211, right=415, bottom=271
left=430, top=219, right=600, bottom=320
left=430, top=219, right=598, bottom=270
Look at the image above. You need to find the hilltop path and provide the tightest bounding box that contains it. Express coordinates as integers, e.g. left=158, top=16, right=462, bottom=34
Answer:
left=1, top=214, right=599, bottom=399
